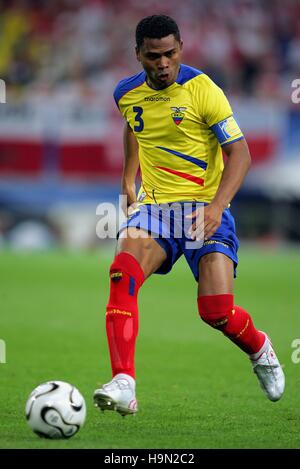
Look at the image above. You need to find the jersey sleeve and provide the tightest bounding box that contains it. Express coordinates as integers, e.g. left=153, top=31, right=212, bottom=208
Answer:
left=113, top=79, right=127, bottom=117
left=113, top=71, right=146, bottom=122
left=196, top=74, right=244, bottom=146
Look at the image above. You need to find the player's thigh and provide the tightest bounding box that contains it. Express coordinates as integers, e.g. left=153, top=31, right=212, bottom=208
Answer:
left=117, top=227, right=167, bottom=279
left=198, top=252, right=234, bottom=296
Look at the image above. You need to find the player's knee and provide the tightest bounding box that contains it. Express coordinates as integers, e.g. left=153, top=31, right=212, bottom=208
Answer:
left=107, top=252, right=145, bottom=311
left=109, top=252, right=144, bottom=287
left=197, top=294, right=234, bottom=329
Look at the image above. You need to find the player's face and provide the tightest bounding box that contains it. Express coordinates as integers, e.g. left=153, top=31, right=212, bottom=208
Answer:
left=136, top=35, right=183, bottom=90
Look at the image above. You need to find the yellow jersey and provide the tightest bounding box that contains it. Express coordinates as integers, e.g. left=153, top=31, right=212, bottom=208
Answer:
left=114, top=64, right=244, bottom=204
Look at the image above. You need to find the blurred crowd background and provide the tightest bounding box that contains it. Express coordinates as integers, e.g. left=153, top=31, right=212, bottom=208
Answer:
left=0, top=0, right=299, bottom=250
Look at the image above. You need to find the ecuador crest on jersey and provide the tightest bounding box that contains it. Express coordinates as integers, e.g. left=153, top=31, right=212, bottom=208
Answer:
left=171, top=107, right=187, bottom=125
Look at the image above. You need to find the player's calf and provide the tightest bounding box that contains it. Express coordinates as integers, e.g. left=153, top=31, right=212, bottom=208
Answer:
left=197, top=294, right=285, bottom=401
left=106, top=252, right=145, bottom=379
left=197, top=294, right=265, bottom=354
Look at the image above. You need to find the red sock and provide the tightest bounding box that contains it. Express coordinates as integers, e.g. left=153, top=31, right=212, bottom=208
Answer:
left=198, top=294, right=265, bottom=354
left=106, top=252, right=145, bottom=379
left=228, top=304, right=266, bottom=354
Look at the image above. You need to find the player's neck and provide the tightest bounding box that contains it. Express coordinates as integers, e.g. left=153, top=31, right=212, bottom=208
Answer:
left=146, top=77, right=170, bottom=91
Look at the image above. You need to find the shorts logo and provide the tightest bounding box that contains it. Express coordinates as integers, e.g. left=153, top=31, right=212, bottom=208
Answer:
left=171, top=107, right=187, bottom=125
left=111, top=272, right=123, bottom=281
left=204, top=240, right=229, bottom=249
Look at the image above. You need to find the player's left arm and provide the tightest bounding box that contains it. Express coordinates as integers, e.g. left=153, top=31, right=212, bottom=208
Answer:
left=188, top=76, right=252, bottom=241
left=188, top=138, right=251, bottom=241
left=203, top=138, right=251, bottom=240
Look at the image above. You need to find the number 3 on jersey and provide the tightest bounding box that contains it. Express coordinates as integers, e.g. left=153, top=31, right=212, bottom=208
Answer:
left=133, top=106, right=144, bottom=132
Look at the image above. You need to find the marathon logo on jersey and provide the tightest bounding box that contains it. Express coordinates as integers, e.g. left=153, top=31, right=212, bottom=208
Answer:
left=171, top=107, right=187, bottom=125
left=144, top=96, right=170, bottom=102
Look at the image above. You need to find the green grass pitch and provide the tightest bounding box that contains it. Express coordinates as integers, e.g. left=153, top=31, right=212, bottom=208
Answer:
left=1, top=247, right=300, bottom=449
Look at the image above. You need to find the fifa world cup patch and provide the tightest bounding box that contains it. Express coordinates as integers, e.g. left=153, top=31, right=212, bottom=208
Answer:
left=110, top=271, right=123, bottom=281
left=211, top=115, right=243, bottom=145
left=170, top=107, right=187, bottom=125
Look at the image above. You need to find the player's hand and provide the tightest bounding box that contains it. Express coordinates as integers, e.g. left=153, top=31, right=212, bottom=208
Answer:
left=186, top=202, right=223, bottom=241
left=127, top=201, right=138, bottom=217
left=121, top=198, right=138, bottom=217
left=202, top=202, right=223, bottom=240
left=121, top=184, right=137, bottom=216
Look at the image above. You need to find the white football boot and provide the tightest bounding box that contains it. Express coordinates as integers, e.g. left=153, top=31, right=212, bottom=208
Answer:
left=250, top=334, right=285, bottom=402
left=93, top=373, right=137, bottom=416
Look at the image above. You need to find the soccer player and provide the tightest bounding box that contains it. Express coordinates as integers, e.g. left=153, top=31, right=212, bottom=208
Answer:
left=93, top=15, right=285, bottom=416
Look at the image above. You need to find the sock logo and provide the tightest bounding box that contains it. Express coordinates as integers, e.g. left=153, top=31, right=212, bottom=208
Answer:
left=111, top=272, right=123, bottom=281
left=235, top=319, right=249, bottom=338
left=212, top=317, right=228, bottom=328
left=106, top=308, right=132, bottom=317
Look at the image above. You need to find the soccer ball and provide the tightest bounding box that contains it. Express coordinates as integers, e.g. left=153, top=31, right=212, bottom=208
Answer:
left=25, top=381, right=86, bottom=439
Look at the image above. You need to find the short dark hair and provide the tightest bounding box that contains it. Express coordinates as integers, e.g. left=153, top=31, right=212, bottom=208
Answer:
left=135, top=15, right=181, bottom=50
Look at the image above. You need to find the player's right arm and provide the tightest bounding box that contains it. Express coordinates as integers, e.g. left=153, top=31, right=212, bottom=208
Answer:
left=122, top=121, right=140, bottom=215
